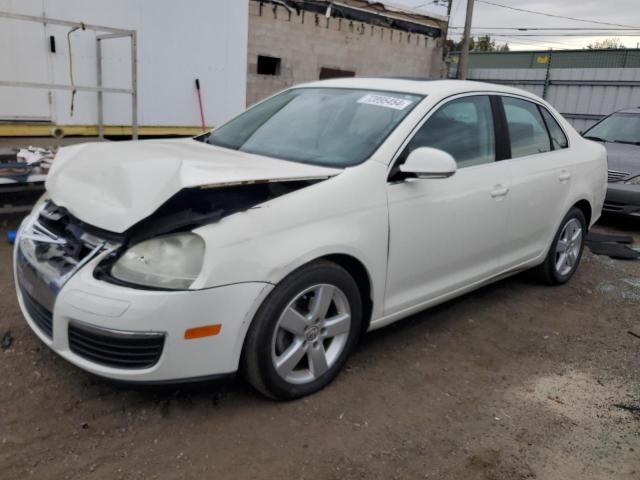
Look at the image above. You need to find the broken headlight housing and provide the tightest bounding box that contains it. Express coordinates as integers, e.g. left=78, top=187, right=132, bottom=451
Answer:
left=32, top=192, right=50, bottom=213
left=111, top=233, right=205, bottom=290
left=624, top=175, right=640, bottom=185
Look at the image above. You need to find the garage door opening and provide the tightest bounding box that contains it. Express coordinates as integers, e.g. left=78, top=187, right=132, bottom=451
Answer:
left=319, top=67, right=356, bottom=80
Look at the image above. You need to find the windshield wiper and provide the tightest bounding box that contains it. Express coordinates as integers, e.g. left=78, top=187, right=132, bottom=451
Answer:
left=583, top=135, right=608, bottom=142
left=613, top=139, right=640, bottom=145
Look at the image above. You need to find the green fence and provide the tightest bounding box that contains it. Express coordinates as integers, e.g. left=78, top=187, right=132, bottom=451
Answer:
left=449, top=49, right=640, bottom=70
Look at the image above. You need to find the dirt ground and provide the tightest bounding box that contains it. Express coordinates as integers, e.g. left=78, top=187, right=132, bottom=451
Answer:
left=1, top=216, right=639, bottom=480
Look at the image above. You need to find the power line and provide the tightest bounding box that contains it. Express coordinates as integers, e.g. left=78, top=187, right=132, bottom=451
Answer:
left=450, top=27, right=640, bottom=31
left=412, top=1, right=447, bottom=8
left=459, top=0, right=476, bottom=79
left=491, top=35, right=584, bottom=47
left=490, top=35, right=582, bottom=48
left=447, top=32, right=590, bottom=48
left=470, top=32, right=640, bottom=37
left=476, top=0, right=640, bottom=29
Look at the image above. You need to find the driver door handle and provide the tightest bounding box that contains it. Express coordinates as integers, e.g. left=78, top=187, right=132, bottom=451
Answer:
left=490, top=184, right=510, bottom=198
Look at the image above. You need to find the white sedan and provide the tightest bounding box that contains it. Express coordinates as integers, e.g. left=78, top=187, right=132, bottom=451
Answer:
left=14, top=79, right=607, bottom=399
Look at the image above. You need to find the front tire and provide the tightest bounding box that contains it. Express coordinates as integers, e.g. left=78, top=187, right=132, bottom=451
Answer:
left=535, top=207, right=587, bottom=285
left=241, top=260, right=362, bottom=400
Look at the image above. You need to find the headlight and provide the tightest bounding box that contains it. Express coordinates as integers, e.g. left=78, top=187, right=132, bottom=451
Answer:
left=624, top=175, right=640, bottom=185
left=111, top=233, right=205, bottom=290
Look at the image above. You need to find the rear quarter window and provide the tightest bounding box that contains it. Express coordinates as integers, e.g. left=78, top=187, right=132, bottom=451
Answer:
left=539, top=107, right=568, bottom=150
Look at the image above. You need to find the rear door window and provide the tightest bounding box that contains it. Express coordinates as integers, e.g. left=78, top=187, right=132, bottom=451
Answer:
left=502, top=97, right=551, bottom=158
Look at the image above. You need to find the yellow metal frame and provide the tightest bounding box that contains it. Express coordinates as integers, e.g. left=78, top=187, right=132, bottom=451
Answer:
left=0, top=124, right=210, bottom=137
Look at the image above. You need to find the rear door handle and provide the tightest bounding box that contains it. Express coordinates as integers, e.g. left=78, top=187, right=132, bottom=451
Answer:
left=559, top=170, right=571, bottom=183
left=490, top=184, right=510, bottom=198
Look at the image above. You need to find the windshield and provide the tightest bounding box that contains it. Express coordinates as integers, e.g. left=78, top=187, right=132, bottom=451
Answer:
left=205, top=88, right=423, bottom=167
left=584, top=113, right=640, bottom=145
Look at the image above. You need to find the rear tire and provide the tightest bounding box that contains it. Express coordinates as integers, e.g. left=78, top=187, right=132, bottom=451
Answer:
left=535, top=207, right=587, bottom=285
left=241, top=260, right=362, bottom=400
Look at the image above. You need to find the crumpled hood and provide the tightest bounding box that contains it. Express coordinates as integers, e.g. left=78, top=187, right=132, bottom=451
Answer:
left=46, top=138, right=342, bottom=233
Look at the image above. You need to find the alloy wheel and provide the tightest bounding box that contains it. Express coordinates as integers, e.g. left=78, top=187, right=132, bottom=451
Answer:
left=271, top=284, right=351, bottom=385
left=555, top=218, right=583, bottom=276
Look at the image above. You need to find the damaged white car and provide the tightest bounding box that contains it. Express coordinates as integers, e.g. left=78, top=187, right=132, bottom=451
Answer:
left=14, top=79, right=607, bottom=399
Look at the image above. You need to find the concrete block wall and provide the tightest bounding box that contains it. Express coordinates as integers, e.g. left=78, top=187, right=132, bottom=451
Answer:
left=247, top=1, right=445, bottom=106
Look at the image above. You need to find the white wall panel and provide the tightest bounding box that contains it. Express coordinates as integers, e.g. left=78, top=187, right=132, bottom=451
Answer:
left=0, top=0, right=248, bottom=127
left=470, top=68, right=545, bottom=97
left=0, top=0, right=51, bottom=120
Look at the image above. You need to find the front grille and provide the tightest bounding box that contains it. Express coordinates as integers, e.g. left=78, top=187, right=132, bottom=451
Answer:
left=16, top=201, right=120, bottom=346
left=68, top=322, right=165, bottom=369
left=18, top=201, right=114, bottom=285
left=608, top=170, right=630, bottom=183
left=20, top=286, right=53, bottom=339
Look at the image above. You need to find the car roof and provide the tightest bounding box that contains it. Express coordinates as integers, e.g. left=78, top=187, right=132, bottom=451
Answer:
left=297, top=77, right=543, bottom=101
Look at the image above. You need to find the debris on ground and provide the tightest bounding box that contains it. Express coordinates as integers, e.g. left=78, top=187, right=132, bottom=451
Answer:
left=586, top=232, right=640, bottom=260
left=613, top=403, right=640, bottom=414
left=628, top=331, right=640, bottom=341
left=1, top=330, right=14, bottom=350
left=596, top=278, right=640, bottom=302
left=0, top=146, right=57, bottom=181
left=16, top=146, right=56, bottom=173
left=587, top=232, right=634, bottom=244
left=547, top=395, right=565, bottom=405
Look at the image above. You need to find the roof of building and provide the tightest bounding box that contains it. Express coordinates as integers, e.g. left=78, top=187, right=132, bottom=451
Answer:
left=258, top=0, right=447, bottom=37
left=341, top=0, right=448, bottom=24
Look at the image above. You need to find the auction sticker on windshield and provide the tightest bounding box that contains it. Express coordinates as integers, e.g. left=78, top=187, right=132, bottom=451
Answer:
left=357, top=94, right=413, bottom=110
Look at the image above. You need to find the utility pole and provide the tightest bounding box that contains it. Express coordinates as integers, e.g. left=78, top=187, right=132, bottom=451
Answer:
left=444, top=0, right=453, bottom=43
left=458, top=0, right=475, bottom=80
left=443, top=0, right=453, bottom=63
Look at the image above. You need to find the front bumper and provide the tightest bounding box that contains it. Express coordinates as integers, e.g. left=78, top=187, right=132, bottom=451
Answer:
left=603, top=183, right=640, bottom=216
left=14, top=221, right=273, bottom=383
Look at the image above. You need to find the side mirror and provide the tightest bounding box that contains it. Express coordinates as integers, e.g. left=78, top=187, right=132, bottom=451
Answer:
left=399, top=147, right=457, bottom=179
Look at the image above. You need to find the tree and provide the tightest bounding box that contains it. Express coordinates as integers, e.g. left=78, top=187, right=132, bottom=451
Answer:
left=448, top=35, right=508, bottom=52
left=475, top=34, right=495, bottom=52
left=587, top=37, right=625, bottom=49
left=451, top=36, right=475, bottom=52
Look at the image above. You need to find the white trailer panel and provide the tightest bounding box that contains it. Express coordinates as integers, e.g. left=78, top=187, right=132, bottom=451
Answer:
left=0, top=0, right=248, bottom=129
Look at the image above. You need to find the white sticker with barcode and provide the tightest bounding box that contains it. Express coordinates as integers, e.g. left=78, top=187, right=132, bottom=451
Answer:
left=357, top=94, right=413, bottom=110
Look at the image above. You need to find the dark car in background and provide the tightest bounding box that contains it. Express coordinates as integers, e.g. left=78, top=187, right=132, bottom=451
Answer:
left=583, top=108, right=640, bottom=217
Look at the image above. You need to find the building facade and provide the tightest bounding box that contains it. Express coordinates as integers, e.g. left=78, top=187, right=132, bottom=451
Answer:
left=0, top=0, right=446, bottom=137
left=247, top=0, right=447, bottom=106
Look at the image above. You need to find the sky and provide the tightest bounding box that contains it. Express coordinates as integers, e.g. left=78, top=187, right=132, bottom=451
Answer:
left=392, top=0, right=640, bottom=51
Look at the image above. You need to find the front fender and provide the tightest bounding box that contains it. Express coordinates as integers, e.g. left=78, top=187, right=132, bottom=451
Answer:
left=191, top=161, right=390, bottom=319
